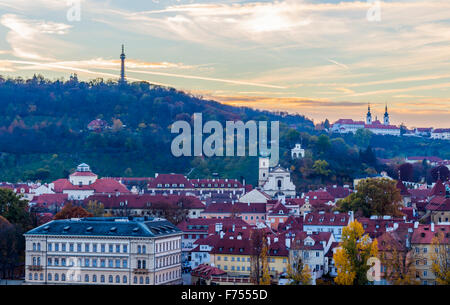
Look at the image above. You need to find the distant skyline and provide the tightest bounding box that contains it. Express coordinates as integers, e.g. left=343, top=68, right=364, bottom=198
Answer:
left=0, top=0, right=449, bottom=128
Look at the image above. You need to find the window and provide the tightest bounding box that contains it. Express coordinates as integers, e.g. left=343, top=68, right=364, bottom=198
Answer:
left=101, top=259, right=105, bottom=267
left=33, top=243, right=36, bottom=251
left=116, top=275, right=120, bottom=283
left=85, top=258, right=90, bottom=267
left=85, top=243, right=90, bottom=252
left=115, top=259, right=120, bottom=268
left=116, top=244, right=120, bottom=253
left=85, top=275, right=89, bottom=282
left=69, top=243, right=74, bottom=252
left=423, top=248, right=428, bottom=253
left=48, top=243, right=52, bottom=251
left=134, top=276, right=137, bottom=284
left=140, top=277, right=143, bottom=284
left=93, top=243, right=97, bottom=252
left=145, top=277, right=149, bottom=284
left=61, top=258, right=66, bottom=266
left=109, top=244, right=113, bottom=253
left=55, top=243, right=59, bottom=251
left=77, top=243, right=81, bottom=252
left=48, top=273, right=52, bottom=281
left=137, top=245, right=141, bottom=254
left=101, top=275, right=105, bottom=283
left=93, top=259, right=97, bottom=267
left=54, top=273, right=59, bottom=281
left=108, top=259, right=113, bottom=268
left=123, top=259, right=128, bottom=268
left=93, top=275, right=97, bottom=283
left=109, top=275, right=113, bottom=283
left=61, top=243, right=66, bottom=252
left=48, top=258, right=52, bottom=266
left=54, top=258, right=59, bottom=266
left=142, top=245, right=146, bottom=254
left=123, top=276, right=127, bottom=283
left=123, top=245, right=128, bottom=253
left=101, top=244, right=105, bottom=253
left=40, top=273, right=43, bottom=281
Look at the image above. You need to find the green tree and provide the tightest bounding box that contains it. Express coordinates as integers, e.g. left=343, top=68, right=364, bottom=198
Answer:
left=86, top=200, right=105, bottom=217
left=313, top=160, right=331, bottom=183
left=336, top=178, right=403, bottom=217
left=354, top=128, right=372, bottom=148
left=0, top=188, right=32, bottom=230
left=286, top=256, right=311, bottom=285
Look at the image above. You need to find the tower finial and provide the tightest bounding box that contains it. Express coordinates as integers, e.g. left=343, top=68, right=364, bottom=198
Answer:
left=120, top=44, right=126, bottom=84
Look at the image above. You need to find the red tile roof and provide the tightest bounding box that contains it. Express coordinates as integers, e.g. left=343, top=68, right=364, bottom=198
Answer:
left=190, top=179, right=243, bottom=188
left=148, top=174, right=193, bottom=188
left=304, top=212, right=351, bottom=226
left=291, top=231, right=333, bottom=251
left=69, top=171, right=98, bottom=177
left=202, top=202, right=266, bottom=214
left=430, top=180, right=446, bottom=197
left=52, top=178, right=130, bottom=193
left=85, top=194, right=204, bottom=210
left=411, top=224, right=450, bottom=244
left=191, top=264, right=226, bottom=279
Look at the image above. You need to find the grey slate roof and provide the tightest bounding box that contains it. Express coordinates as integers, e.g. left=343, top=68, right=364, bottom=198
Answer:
left=24, top=217, right=181, bottom=238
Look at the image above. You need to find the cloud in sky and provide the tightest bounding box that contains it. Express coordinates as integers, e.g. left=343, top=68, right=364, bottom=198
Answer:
left=0, top=0, right=449, bottom=127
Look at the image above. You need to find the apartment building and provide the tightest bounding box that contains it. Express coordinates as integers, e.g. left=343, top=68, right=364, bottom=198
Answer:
left=24, top=216, right=182, bottom=285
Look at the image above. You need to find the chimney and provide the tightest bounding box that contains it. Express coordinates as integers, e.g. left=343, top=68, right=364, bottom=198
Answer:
left=220, top=231, right=225, bottom=239
left=274, top=237, right=279, bottom=243
left=232, top=224, right=235, bottom=232
left=285, top=238, right=291, bottom=249
left=414, top=221, right=419, bottom=229
left=431, top=223, right=435, bottom=232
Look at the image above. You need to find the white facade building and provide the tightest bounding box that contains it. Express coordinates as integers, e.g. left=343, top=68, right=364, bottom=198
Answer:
left=24, top=216, right=182, bottom=285
left=291, top=144, right=305, bottom=159
left=258, top=157, right=296, bottom=198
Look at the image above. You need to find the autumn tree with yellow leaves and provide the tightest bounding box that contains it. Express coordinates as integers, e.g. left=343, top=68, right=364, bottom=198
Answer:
left=333, top=220, right=378, bottom=285
left=286, top=256, right=311, bottom=285
left=260, top=236, right=271, bottom=285
left=431, top=231, right=450, bottom=285
left=378, top=233, right=420, bottom=285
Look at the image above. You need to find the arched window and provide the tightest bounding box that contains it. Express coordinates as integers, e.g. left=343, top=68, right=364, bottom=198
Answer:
left=123, top=276, right=127, bottom=283
left=109, top=275, right=113, bottom=283
left=142, top=260, right=146, bottom=269
left=139, top=276, right=143, bottom=284
left=137, top=245, right=141, bottom=254
left=37, top=257, right=41, bottom=266
left=85, top=274, right=89, bottom=282
left=137, top=260, right=141, bottom=269
left=54, top=273, right=59, bottom=281
left=93, top=275, right=97, bottom=282
left=277, top=180, right=282, bottom=188
left=37, top=243, right=41, bottom=251
left=142, top=245, right=146, bottom=254
left=116, top=275, right=120, bottom=283
left=101, top=275, right=105, bottom=283
left=145, top=277, right=149, bottom=284
left=133, top=276, right=137, bottom=284
left=61, top=273, right=66, bottom=281
left=48, top=273, right=52, bottom=281
left=33, top=243, right=36, bottom=251
left=40, top=273, right=43, bottom=281
left=34, top=273, right=38, bottom=280
left=28, top=273, right=32, bottom=280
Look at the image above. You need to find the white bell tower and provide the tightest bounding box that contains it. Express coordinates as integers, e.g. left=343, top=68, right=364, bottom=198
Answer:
left=258, top=156, right=270, bottom=187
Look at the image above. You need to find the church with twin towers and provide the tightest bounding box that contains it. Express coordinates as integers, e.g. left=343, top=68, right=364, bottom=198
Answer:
left=330, top=104, right=400, bottom=136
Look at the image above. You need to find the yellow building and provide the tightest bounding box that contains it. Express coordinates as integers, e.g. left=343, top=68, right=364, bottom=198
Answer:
left=209, top=235, right=289, bottom=279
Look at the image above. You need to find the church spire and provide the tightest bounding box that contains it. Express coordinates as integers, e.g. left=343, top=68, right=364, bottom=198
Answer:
left=384, top=103, right=390, bottom=126
left=120, top=44, right=126, bottom=84
left=366, top=103, right=372, bottom=125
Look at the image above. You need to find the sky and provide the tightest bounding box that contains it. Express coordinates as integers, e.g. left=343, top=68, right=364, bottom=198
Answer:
left=0, top=0, right=449, bottom=128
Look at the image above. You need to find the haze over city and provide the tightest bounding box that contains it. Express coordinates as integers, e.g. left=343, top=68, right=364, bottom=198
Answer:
left=0, top=0, right=449, bottom=127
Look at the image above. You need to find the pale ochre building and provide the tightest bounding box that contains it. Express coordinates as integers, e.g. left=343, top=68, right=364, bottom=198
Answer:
left=24, top=216, right=182, bottom=285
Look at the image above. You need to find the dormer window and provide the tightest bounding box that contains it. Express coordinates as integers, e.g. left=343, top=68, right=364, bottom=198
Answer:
left=172, top=184, right=177, bottom=187
left=180, top=184, right=184, bottom=188
left=157, top=184, right=162, bottom=188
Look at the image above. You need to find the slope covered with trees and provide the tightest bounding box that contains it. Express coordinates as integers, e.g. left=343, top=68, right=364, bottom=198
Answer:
left=0, top=75, right=448, bottom=188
